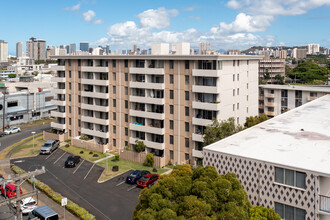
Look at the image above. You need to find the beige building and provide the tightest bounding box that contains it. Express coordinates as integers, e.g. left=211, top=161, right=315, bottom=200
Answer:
left=16, top=41, right=23, bottom=58
left=0, top=40, right=8, bottom=62
left=204, top=95, right=330, bottom=220
left=26, top=37, right=46, bottom=60
left=259, top=84, right=330, bottom=117
left=259, top=58, right=285, bottom=83
left=292, top=48, right=307, bottom=60
left=49, top=45, right=262, bottom=166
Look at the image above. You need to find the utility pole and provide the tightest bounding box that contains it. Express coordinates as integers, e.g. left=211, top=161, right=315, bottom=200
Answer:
left=1, top=86, right=8, bottom=131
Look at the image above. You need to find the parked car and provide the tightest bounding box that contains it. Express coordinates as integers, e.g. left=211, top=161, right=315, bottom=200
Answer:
left=0, top=131, right=6, bottom=137
left=65, top=155, right=81, bottom=168
left=40, top=140, right=59, bottom=155
left=137, top=173, right=159, bottom=188
left=28, top=205, right=59, bottom=220
left=126, top=170, right=150, bottom=184
left=19, top=197, right=37, bottom=214
left=0, top=183, right=23, bottom=198
left=4, top=127, right=21, bottom=135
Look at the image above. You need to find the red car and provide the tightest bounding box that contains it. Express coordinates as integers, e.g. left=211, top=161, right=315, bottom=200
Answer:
left=137, top=174, right=159, bottom=188
left=0, top=183, right=23, bottom=198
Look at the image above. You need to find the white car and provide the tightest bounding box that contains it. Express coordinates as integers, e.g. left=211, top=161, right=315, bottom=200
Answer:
left=4, top=127, right=21, bottom=135
left=19, top=197, right=37, bottom=214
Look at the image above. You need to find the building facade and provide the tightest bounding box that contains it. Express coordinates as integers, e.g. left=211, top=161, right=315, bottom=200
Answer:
left=308, top=44, right=320, bottom=55
left=259, top=84, right=330, bottom=117
left=26, top=37, right=46, bottom=60
left=80, top=42, right=89, bottom=52
left=204, top=95, right=330, bottom=220
left=16, top=41, right=23, bottom=58
left=0, top=40, right=8, bottom=62
left=50, top=51, right=261, bottom=165
left=259, top=58, right=285, bottom=83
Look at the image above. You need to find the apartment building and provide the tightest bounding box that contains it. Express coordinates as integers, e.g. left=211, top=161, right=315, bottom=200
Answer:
left=204, top=95, right=330, bottom=220
left=259, top=58, right=285, bottom=83
left=259, top=84, right=330, bottom=117
left=308, top=44, right=320, bottom=55
left=0, top=40, right=8, bottom=62
left=49, top=43, right=262, bottom=165
left=26, top=37, right=46, bottom=60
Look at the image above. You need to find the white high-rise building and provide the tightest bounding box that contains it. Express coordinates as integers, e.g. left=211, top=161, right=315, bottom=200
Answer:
left=16, top=41, right=23, bottom=58
left=307, top=44, right=320, bottom=55
left=199, top=42, right=210, bottom=55
left=0, top=40, right=8, bottom=62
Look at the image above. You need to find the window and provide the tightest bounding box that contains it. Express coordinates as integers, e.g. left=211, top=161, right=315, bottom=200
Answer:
left=169, top=60, right=174, bottom=69
left=125, top=87, right=128, bottom=95
left=170, top=90, right=174, bottom=99
left=69, top=106, right=71, bottom=113
left=185, top=138, right=189, bottom=148
left=185, top=107, right=189, bottom=116
left=275, top=202, right=306, bottom=220
left=185, top=122, right=189, bottom=132
left=125, top=114, right=128, bottom=122
left=78, top=95, right=81, bottom=103
left=113, top=125, right=116, bottom=134
left=68, top=60, right=71, bottom=66
left=170, top=120, right=174, bottom=129
left=170, top=150, right=174, bottom=159
left=113, top=112, right=116, bottom=120
left=237, top=117, right=239, bottom=124
left=170, top=135, right=174, bottom=144
left=125, top=100, right=128, bottom=109
left=185, top=153, right=189, bottom=160
left=78, top=83, right=81, bottom=91
left=113, top=99, right=116, bottom=107
left=69, top=71, right=71, bottom=78
left=185, top=75, right=189, bottom=85
left=185, top=60, right=190, bottom=69
left=69, top=94, right=71, bottom=102
left=233, top=74, right=235, bottom=81
left=237, top=60, right=240, bottom=66
left=247, top=95, right=249, bottom=101
left=78, top=71, right=81, bottom=78
left=170, top=74, right=174, bottom=84
left=113, top=72, right=116, bottom=81
left=275, top=167, right=306, bottom=189
left=233, top=60, right=235, bottom=66
left=7, top=101, right=18, bottom=107
left=233, top=89, right=235, bottom=96
left=113, top=86, right=116, bottom=94
left=78, top=120, right=81, bottom=127
left=125, top=73, right=128, bottom=81
left=78, top=108, right=81, bottom=115
left=237, top=88, right=239, bottom=95
left=124, top=60, right=128, bottom=68
left=112, top=60, right=116, bottom=68
left=246, top=107, right=249, bottom=113
left=237, top=103, right=239, bottom=110
left=247, top=83, right=249, bottom=89
left=78, top=60, right=81, bottom=66
left=113, top=139, right=116, bottom=147
left=170, top=105, right=174, bottom=114
left=237, top=74, right=239, bottom=81
left=185, top=91, right=189, bottom=101
left=233, top=104, right=235, bottom=111
left=125, top=127, right=128, bottom=136
left=69, top=118, right=71, bottom=125
left=69, top=83, right=71, bottom=90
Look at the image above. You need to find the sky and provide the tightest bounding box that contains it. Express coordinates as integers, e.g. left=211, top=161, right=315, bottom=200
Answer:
left=1, top=0, right=330, bottom=55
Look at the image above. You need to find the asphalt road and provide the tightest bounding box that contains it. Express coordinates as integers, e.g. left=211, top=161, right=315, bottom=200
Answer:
left=11, top=149, right=142, bottom=220
left=0, top=123, right=51, bottom=152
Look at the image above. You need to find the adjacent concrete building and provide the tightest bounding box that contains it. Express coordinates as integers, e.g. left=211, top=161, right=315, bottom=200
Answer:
left=49, top=43, right=262, bottom=166
left=204, top=95, right=330, bottom=220
left=259, top=58, right=285, bottom=83
left=26, top=37, right=46, bottom=60
left=259, top=84, right=330, bottom=117
left=0, top=40, right=8, bottom=62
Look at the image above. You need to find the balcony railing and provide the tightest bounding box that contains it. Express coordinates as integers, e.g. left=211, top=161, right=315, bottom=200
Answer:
left=320, top=195, right=330, bottom=214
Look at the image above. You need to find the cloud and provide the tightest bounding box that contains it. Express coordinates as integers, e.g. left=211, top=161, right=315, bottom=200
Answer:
left=64, top=3, right=81, bottom=11
left=184, top=6, right=198, bottom=11
left=137, top=7, right=179, bottom=30
left=93, top=19, right=104, bottom=24
left=190, top=16, right=201, bottom=21
left=83, top=10, right=96, bottom=22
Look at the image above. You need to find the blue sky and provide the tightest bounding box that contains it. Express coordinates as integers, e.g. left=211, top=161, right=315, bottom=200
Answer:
left=1, top=0, right=330, bottom=55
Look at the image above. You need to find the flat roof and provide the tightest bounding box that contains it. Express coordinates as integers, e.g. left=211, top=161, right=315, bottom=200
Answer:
left=204, top=95, right=330, bottom=176
left=259, top=84, right=330, bottom=93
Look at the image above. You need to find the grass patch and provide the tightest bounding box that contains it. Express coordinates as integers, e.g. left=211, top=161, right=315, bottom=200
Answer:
left=11, top=136, right=45, bottom=158
left=18, top=118, right=55, bottom=130
left=98, top=159, right=169, bottom=182
left=60, top=145, right=106, bottom=162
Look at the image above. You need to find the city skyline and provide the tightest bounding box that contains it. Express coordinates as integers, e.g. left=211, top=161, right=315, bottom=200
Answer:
left=1, top=0, right=330, bottom=55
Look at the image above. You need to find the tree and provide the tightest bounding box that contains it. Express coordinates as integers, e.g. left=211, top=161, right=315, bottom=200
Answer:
left=244, top=114, right=269, bottom=128
left=286, top=61, right=327, bottom=84
left=134, top=140, right=146, bottom=152
left=203, top=117, right=243, bottom=146
left=8, top=74, right=17, bottom=78
left=143, top=153, right=154, bottom=167
left=274, top=74, right=284, bottom=84
left=264, top=69, right=270, bottom=80
left=133, top=165, right=280, bottom=220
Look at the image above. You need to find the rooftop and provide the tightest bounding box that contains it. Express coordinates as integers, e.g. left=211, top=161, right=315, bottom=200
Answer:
left=259, top=84, right=330, bottom=93
left=204, top=95, right=330, bottom=176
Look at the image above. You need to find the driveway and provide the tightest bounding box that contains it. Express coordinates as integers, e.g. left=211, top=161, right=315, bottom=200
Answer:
left=11, top=149, right=142, bottom=220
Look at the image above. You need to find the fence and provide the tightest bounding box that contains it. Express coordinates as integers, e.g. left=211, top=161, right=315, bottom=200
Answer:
left=43, top=131, right=68, bottom=142
left=72, top=138, right=108, bottom=153
left=120, top=150, right=166, bottom=168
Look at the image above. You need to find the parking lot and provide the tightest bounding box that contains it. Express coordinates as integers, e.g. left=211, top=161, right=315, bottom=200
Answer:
left=11, top=149, right=143, bottom=220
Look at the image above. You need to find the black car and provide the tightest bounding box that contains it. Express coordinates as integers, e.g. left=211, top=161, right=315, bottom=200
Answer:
left=64, top=156, right=81, bottom=168
left=126, top=170, right=150, bottom=184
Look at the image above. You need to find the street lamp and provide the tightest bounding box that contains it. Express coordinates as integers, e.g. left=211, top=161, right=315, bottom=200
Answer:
left=32, top=131, right=36, bottom=151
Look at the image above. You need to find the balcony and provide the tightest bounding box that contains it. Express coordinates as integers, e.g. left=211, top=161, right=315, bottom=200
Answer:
left=192, top=149, right=203, bottom=159
left=192, top=133, right=204, bottom=142
left=265, top=111, right=276, bottom=117
left=81, top=116, right=109, bottom=125
left=81, top=103, right=109, bottom=112
left=52, top=88, right=66, bottom=94
left=51, top=77, right=66, bottom=83
left=51, top=122, right=66, bottom=130
left=81, top=78, right=109, bottom=86
left=192, top=117, right=213, bottom=126
left=265, top=102, right=275, bottom=107
left=192, top=101, right=221, bottom=111
left=129, top=81, right=165, bottom=90
left=319, top=195, right=330, bottom=214
left=52, top=65, right=65, bottom=71
left=81, top=66, right=108, bottom=72
left=258, top=104, right=264, bottom=109
left=307, top=96, right=318, bottom=102
left=129, top=123, right=165, bottom=135
left=259, top=95, right=264, bottom=100
left=192, top=85, right=220, bottom=94
left=129, top=109, right=164, bottom=120
left=51, top=99, right=65, bottom=106
left=129, top=67, right=164, bottom=75
left=51, top=111, right=66, bottom=118
left=265, top=93, right=275, bottom=98
left=81, top=91, right=109, bottom=99
left=129, top=96, right=165, bottom=105
left=192, top=69, right=221, bottom=77
left=129, top=137, right=165, bottom=150
left=81, top=128, right=109, bottom=139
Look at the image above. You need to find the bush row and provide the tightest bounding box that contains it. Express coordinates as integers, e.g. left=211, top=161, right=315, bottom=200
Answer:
left=11, top=164, right=95, bottom=220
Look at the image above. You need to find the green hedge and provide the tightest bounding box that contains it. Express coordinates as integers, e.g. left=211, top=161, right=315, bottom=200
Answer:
left=11, top=164, right=95, bottom=220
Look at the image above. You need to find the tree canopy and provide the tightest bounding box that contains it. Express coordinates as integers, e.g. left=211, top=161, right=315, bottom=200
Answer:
left=134, top=140, right=146, bottom=152
left=287, top=61, right=327, bottom=84
left=133, top=165, right=280, bottom=220
left=244, top=114, right=269, bottom=128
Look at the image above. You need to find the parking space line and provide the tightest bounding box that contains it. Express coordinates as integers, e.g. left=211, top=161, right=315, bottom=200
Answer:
left=73, top=159, right=85, bottom=174
left=116, top=181, right=125, bottom=186
left=127, top=186, right=137, bottom=192
left=84, top=163, right=95, bottom=180
left=53, top=151, right=67, bottom=164
left=45, top=149, right=58, bottom=160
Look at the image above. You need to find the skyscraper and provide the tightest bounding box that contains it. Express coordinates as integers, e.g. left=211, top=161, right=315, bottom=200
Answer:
left=0, top=40, right=8, bottom=62
left=80, top=42, right=89, bottom=52
left=69, top=43, right=76, bottom=55
left=26, top=37, right=46, bottom=60
left=16, top=41, right=23, bottom=58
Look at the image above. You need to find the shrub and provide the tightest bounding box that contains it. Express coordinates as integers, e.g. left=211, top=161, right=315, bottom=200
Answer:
left=80, top=151, right=84, bottom=154
left=168, top=160, right=173, bottom=166
left=134, top=140, right=146, bottom=153
left=125, top=145, right=130, bottom=151
left=143, top=153, right=154, bottom=167
left=64, top=139, right=71, bottom=143
left=92, top=154, right=98, bottom=157
left=114, top=153, right=120, bottom=161
left=80, top=135, right=90, bottom=141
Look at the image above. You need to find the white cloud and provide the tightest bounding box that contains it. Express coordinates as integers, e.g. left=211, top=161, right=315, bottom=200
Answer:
left=64, top=3, right=81, bottom=11
left=93, top=19, right=104, bottom=24
left=83, top=10, right=96, bottom=22
left=137, top=7, right=179, bottom=29
left=190, top=16, right=201, bottom=21
left=184, top=6, right=198, bottom=11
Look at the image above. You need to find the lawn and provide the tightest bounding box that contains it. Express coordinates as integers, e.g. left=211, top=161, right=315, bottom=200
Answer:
left=60, top=145, right=107, bottom=162
left=10, top=135, right=45, bottom=158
